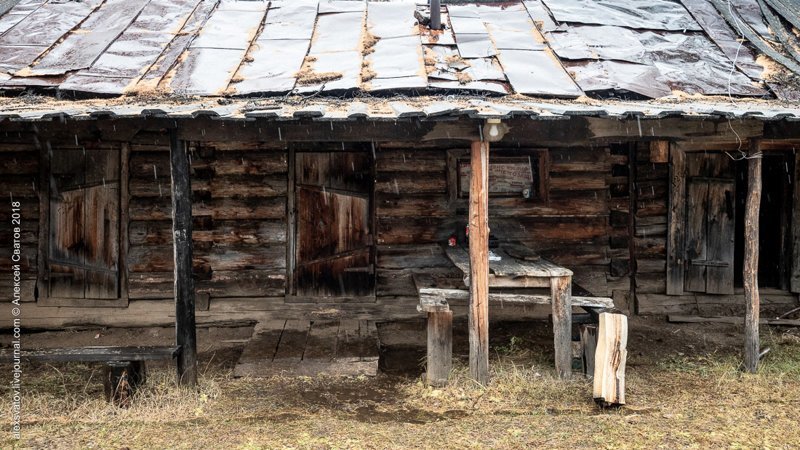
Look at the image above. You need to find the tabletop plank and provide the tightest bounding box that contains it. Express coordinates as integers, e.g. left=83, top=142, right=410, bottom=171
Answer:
left=445, top=245, right=573, bottom=279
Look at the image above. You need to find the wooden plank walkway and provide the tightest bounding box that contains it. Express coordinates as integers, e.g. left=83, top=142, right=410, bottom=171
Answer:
left=234, top=320, right=379, bottom=378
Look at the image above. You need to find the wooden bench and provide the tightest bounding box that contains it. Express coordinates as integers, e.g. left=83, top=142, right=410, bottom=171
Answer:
left=1, top=346, right=181, bottom=406
left=415, top=275, right=627, bottom=406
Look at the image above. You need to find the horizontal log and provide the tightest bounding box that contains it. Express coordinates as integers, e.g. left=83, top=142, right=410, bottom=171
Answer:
left=130, top=175, right=287, bottom=198
left=376, top=172, right=447, bottom=194
left=377, top=244, right=451, bottom=269
left=377, top=217, right=460, bottom=245
left=128, top=244, right=286, bottom=272
left=0, top=176, right=39, bottom=197
left=129, top=220, right=286, bottom=246
left=0, top=153, right=38, bottom=175
left=129, top=197, right=285, bottom=220
left=130, top=151, right=288, bottom=178
left=376, top=150, right=446, bottom=172
left=550, top=173, right=607, bottom=191
left=376, top=195, right=451, bottom=218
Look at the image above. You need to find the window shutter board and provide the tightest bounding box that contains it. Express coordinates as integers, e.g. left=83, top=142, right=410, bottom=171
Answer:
left=685, top=180, right=709, bottom=293
left=705, top=181, right=735, bottom=294
left=791, top=151, right=800, bottom=293
left=666, top=147, right=685, bottom=295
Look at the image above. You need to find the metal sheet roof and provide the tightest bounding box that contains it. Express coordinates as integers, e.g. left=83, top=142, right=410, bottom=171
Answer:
left=0, top=0, right=796, bottom=102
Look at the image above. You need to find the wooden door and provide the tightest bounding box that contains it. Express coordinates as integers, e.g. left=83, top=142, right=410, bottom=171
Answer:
left=293, top=152, right=374, bottom=298
left=49, top=149, right=120, bottom=299
left=685, top=177, right=735, bottom=294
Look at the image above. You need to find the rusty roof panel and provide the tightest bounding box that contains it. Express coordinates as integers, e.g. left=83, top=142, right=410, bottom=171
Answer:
left=541, top=0, right=702, bottom=31
left=679, top=0, right=763, bottom=79
left=24, top=0, right=149, bottom=76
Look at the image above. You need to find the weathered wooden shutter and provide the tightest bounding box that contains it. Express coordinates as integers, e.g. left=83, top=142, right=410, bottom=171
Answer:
left=684, top=178, right=735, bottom=295
left=49, top=149, right=120, bottom=299
left=294, top=152, right=374, bottom=297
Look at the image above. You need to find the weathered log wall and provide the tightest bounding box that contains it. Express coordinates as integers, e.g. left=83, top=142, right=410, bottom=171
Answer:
left=1, top=117, right=797, bottom=328
left=127, top=136, right=288, bottom=301
left=0, top=132, right=40, bottom=301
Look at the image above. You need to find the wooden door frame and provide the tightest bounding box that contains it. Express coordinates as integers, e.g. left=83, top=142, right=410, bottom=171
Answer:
left=668, top=143, right=797, bottom=295
left=285, top=144, right=378, bottom=303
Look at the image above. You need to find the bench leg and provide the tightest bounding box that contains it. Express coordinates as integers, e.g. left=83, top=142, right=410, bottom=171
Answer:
left=580, top=324, right=598, bottom=379
left=426, top=310, right=453, bottom=387
left=103, top=361, right=146, bottom=407
left=551, top=275, right=573, bottom=380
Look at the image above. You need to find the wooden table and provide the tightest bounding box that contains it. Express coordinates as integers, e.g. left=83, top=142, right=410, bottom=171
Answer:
left=444, top=246, right=575, bottom=379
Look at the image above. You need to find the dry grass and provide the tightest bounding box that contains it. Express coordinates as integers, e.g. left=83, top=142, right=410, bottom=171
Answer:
left=2, top=324, right=800, bottom=448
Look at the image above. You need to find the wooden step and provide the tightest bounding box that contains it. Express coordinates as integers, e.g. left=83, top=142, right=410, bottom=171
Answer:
left=234, top=319, right=379, bottom=378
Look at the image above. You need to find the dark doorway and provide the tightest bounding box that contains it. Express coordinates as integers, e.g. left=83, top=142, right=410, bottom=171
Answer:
left=734, top=152, right=793, bottom=289
left=291, top=146, right=376, bottom=299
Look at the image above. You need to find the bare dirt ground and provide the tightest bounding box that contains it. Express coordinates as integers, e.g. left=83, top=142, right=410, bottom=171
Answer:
left=1, top=316, right=799, bottom=449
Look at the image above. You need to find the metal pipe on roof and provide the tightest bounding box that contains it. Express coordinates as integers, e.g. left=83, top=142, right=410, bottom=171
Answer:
left=430, top=0, right=441, bottom=30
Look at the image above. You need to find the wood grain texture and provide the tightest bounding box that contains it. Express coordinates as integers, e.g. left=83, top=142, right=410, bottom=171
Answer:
left=170, top=132, right=197, bottom=387
left=666, top=147, right=686, bottom=295
left=426, top=310, right=453, bottom=387
left=593, top=312, right=627, bottom=406
left=743, top=143, right=762, bottom=373
left=468, top=140, right=490, bottom=385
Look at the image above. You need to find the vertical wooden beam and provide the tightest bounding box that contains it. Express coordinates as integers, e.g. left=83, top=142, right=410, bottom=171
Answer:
left=34, top=128, right=49, bottom=300
left=790, top=150, right=800, bottom=293
left=666, top=146, right=686, bottom=295
left=551, top=275, right=572, bottom=379
left=627, top=143, right=638, bottom=314
left=743, top=140, right=762, bottom=373
left=426, top=310, right=453, bottom=387
left=286, top=146, right=296, bottom=295
left=119, top=143, right=130, bottom=303
left=170, top=131, right=197, bottom=387
left=468, top=140, right=490, bottom=385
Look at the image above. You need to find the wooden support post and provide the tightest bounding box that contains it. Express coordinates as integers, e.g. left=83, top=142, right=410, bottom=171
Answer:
left=551, top=275, right=573, bottom=379
left=170, top=131, right=198, bottom=387
left=580, top=324, right=598, bottom=379
left=593, top=313, right=628, bottom=407
left=743, top=141, right=762, bottom=373
left=426, top=310, right=453, bottom=387
left=468, top=140, right=490, bottom=385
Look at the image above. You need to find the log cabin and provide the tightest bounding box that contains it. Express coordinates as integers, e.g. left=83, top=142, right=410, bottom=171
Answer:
left=0, top=0, right=798, bottom=380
